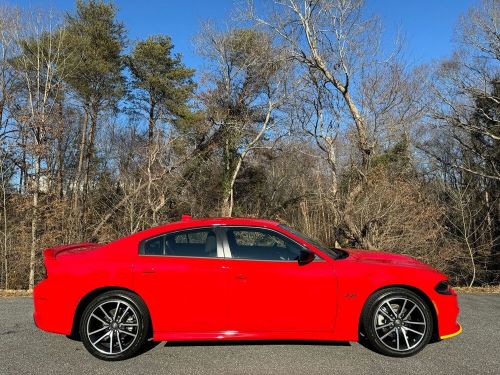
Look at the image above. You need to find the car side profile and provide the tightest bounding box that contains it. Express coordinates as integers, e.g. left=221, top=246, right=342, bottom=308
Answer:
left=33, top=216, right=461, bottom=360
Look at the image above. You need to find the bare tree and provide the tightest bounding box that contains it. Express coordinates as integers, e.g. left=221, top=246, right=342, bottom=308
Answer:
left=198, top=26, right=292, bottom=216
left=250, top=0, right=392, bottom=169
left=432, top=0, right=499, bottom=181
left=12, top=9, right=68, bottom=289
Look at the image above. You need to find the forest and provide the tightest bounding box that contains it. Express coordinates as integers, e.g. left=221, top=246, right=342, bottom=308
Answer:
left=0, top=0, right=498, bottom=290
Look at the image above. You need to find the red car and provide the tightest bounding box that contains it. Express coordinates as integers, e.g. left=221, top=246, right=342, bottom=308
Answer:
left=33, top=216, right=461, bottom=360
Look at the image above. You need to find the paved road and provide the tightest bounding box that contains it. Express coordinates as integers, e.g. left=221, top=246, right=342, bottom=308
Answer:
left=1, top=294, right=499, bottom=375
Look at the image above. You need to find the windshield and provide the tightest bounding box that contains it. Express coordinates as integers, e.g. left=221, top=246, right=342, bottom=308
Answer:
left=279, top=224, right=347, bottom=260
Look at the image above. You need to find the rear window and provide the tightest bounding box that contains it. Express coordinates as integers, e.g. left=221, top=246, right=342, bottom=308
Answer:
left=141, top=228, right=218, bottom=258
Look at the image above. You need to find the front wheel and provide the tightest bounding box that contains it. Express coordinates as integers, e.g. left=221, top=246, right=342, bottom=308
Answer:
left=361, top=287, right=433, bottom=357
left=80, top=290, right=149, bottom=360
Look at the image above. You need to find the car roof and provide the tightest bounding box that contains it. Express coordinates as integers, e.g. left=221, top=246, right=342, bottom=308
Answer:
left=124, top=217, right=283, bottom=243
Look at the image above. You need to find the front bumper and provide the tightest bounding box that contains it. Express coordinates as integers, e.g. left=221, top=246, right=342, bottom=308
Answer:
left=433, top=292, right=461, bottom=339
left=440, top=323, right=462, bottom=339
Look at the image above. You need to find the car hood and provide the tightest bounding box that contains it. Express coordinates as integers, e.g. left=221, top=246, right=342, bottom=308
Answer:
left=343, top=248, right=434, bottom=270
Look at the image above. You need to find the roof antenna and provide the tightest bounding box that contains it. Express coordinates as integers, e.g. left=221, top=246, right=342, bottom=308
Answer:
left=181, top=214, right=193, bottom=221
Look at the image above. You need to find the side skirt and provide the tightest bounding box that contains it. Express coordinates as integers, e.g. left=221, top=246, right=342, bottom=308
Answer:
left=153, top=330, right=352, bottom=342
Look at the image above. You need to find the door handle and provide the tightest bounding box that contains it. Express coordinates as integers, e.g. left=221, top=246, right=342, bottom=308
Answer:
left=236, top=274, right=247, bottom=280
left=142, top=267, right=155, bottom=274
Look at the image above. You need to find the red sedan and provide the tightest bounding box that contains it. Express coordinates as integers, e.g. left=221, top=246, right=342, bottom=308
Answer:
left=33, top=216, right=461, bottom=360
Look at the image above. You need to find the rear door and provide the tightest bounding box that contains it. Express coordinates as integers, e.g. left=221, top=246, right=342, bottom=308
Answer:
left=222, top=226, right=337, bottom=333
left=133, top=226, right=230, bottom=333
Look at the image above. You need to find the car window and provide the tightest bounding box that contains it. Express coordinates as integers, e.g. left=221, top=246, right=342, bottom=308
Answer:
left=143, top=236, right=164, bottom=255
left=142, top=228, right=219, bottom=258
left=226, top=227, right=302, bottom=261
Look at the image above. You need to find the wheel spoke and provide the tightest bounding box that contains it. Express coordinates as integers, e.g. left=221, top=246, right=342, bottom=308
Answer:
left=91, top=313, right=108, bottom=326
left=376, top=322, right=393, bottom=330
left=404, top=304, right=417, bottom=320
left=380, top=327, right=396, bottom=340
left=385, top=302, right=398, bottom=319
left=88, top=326, right=108, bottom=335
left=399, top=299, right=407, bottom=318
left=113, top=301, right=120, bottom=321
left=99, top=305, right=112, bottom=321
left=119, top=306, right=130, bottom=323
left=116, top=331, right=123, bottom=353
left=396, top=327, right=400, bottom=350
left=405, top=321, right=425, bottom=325
left=109, top=329, right=114, bottom=354
left=378, top=309, right=394, bottom=322
left=92, top=331, right=110, bottom=345
left=118, top=329, right=137, bottom=338
left=402, top=327, right=410, bottom=349
left=120, top=323, right=138, bottom=327
left=404, top=326, right=424, bottom=336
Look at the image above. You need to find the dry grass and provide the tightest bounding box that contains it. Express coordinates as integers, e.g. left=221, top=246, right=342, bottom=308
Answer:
left=454, top=285, right=500, bottom=294
left=0, top=289, right=33, bottom=297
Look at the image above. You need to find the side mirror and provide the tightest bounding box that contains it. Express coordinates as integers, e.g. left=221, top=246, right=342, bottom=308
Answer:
left=298, top=249, right=315, bottom=266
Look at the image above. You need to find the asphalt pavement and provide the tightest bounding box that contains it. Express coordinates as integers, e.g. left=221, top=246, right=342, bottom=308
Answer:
left=1, top=294, right=499, bottom=375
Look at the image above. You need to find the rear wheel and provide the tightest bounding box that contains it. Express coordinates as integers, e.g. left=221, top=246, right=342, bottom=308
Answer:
left=361, top=287, right=433, bottom=357
left=80, top=290, right=149, bottom=360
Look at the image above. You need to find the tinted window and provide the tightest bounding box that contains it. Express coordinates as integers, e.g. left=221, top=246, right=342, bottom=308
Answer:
left=142, top=228, right=218, bottom=258
left=143, top=236, right=164, bottom=255
left=279, top=224, right=346, bottom=260
left=226, top=228, right=302, bottom=261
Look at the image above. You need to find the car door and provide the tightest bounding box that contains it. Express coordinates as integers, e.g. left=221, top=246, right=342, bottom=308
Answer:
left=222, top=226, right=337, bottom=333
left=133, top=226, right=230, bottom=333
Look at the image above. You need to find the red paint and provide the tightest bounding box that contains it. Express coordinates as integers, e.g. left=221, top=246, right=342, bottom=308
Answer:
left=33, top=217, right=461, bottom=343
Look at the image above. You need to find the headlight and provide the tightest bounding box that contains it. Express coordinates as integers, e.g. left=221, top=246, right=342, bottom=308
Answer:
left=435, top=280, right=454, bottom=295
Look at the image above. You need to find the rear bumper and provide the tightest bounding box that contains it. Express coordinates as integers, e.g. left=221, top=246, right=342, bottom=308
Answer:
left=33, top=279, right=73, bottom=335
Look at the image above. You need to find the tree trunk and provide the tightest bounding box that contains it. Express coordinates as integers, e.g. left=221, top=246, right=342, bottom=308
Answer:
left=73, top=110, right=88, bottom=210
left=220, top=127, right=243, bottom=218
left=1, top=163, right=8, bottom=290
left=29, top=155, right=40, bottom=290
left=343, top=91, right=372, bottom=168
left=221, top=155, right=243, bottom=217
left=82, top=107, right=98, bottom=206
left=57, top=140, right=64, bottom=199
left=148, top=98, right=155, bottom=144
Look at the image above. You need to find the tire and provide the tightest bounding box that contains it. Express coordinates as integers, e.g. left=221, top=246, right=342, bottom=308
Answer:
left=361, top=287, right=433, bottom=357
left=79, top=290, right=150, bottom=361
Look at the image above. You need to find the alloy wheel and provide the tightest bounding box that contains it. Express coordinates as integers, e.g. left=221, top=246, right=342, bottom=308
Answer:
left=373, top=297, right=427, bottom=352
left=86, top=299, right=139, bottom=355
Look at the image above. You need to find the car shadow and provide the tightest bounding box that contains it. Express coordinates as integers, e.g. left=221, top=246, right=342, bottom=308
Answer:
left=164, top=340, right=351, bottom=347
left=134, top=339, right=162, bottom=356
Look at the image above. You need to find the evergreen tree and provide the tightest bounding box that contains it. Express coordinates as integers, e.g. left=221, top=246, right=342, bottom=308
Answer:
left=127, top=35, right=195, bottom=142
left=64, top=0, right=126, bottom=217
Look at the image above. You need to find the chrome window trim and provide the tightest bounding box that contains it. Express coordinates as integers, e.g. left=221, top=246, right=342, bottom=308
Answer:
left=219, top=225, right=325, bottom=262
left=138, top=226, right=224, bottom=259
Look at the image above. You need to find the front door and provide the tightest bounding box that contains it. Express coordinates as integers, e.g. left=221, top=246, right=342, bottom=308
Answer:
left=222, top=226, right=337, bottom=333
left=133, top=227, right=229, bottom=333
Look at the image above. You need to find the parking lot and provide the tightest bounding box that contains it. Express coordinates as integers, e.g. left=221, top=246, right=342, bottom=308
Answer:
left=1, top=294, right=499, bottom=374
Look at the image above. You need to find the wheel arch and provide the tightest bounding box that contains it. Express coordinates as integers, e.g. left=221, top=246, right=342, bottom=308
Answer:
left=358, top=284, right=439, bottom=342
left=69, top=286, right=152, bottom=340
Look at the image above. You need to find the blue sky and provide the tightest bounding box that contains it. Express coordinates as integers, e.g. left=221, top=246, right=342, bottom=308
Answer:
left=10, top=0, right=478, bottom=73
